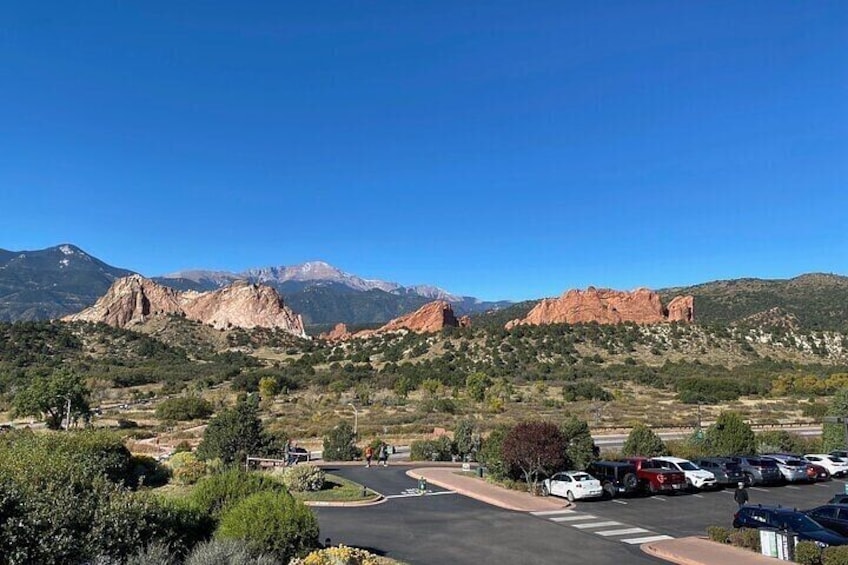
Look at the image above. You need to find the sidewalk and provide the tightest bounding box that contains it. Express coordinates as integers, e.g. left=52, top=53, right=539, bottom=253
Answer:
left=407, top=467, right=571, bottom=512
left=642, top=536, right=781, bottom=565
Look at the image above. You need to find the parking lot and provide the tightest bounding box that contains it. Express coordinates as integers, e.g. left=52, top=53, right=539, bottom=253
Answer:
left=560, top=477, right=848, bottom=539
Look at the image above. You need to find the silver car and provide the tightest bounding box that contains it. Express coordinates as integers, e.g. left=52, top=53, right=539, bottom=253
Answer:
left=762, top=455, right=810, bottom=483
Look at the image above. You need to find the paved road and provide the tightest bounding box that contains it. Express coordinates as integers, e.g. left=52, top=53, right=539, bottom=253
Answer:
left=315, top=467, right=663, bottom=565
left=566, top=477, right=848, bottom=539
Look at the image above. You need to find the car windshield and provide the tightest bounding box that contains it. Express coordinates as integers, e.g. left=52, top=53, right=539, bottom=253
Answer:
left=829, top=456, right=846, bottom=463
left=724, top=462, right=740, bottom=471
left=779, top=514, right=822, bottom=533
left=679, top=462, right=699, bottom=471
left=572, top=473, right=592, bottom=481
left=786, top=460, right=806, bottom=467
left=759, top=460, right=778, bottom=468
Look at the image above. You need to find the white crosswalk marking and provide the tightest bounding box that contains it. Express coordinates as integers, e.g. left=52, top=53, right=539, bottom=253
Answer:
left=573, top=521, right=622, bottom=529
left=530, top=509, right=575, bottom=516
left=621, top=535, right=674, bottom=545
left=550, top=515, right=598, bottom=522
left=596, top=527, right=650, bottom=537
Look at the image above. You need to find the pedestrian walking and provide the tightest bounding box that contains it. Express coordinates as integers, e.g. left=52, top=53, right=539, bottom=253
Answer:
left=378, top=444, right=388, bottom=467
left=365, top=445, right=373, bottom=468
left=284, top=439, right=293, bottom=466
left=734, top=482, right=749, bottom=508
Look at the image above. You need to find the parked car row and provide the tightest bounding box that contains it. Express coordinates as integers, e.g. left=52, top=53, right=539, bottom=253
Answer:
left=542, top=451, right=848, bottom=502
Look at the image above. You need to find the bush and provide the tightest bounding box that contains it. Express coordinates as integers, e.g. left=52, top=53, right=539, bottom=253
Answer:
left=216, top=491, right=319, bottom=562
left=155, top=396, right=213, bottom=421
left=168, top=452, right=207, bottom=485
left=795, top=540, right=823, bottom=565
left=706, top=525, right=731, bottom=544
left=728, top=528, right=760, bottom=552
left=196, top=398, right=279, bottom=465
left=409, top=437, right=453, bottom=461
left=322, top=421, right=359, bottom=462
left=478, top=426, right=510, bottom=479
left=190, top=468, right=287, bottom=519
left=129, top=455, right=170, bottom=488
left=622, top=424, right=669, bottom=457
left=281, top=465, right=326, bottom=492
left=705, top=412, right=756, bottom=456
left=824, top=545, right=848, bottom=565
left=291, top=544, right=384, bottom=565
left=185, top=539, right=278, bottom=565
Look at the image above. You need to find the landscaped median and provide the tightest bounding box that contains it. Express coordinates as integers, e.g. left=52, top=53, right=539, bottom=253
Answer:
left=406, top=467, right=572, bottom=512
left=641, top=536, right=787, bottom=565
left=297, top=472, right=384, bottom=507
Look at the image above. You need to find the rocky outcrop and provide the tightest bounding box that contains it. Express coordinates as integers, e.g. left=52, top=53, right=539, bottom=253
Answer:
left=372, top=300, right=464, bottom=334
left=63, top=275, right=306, bottom=337
left=506, top=287, right=694, bottom=328
left=666, top=295, right=695, bottom=323
left=320, top=322, right=351, bottom=341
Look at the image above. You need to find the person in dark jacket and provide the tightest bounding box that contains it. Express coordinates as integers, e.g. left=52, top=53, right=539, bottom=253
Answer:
left=734, top=482, right=749, bottom=508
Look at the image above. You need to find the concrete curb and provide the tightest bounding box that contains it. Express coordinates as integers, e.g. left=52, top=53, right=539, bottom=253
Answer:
left=305, top=495, right=386, bottom=508
left=406, top=468, right=573, bottom=513
left=640, top=536, right=779, bottom=565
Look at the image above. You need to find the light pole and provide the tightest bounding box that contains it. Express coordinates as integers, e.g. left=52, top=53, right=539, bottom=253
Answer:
left=347, top=403, right=358, bottom=436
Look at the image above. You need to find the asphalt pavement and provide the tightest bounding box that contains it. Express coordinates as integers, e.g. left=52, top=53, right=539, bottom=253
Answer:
left=315, top=466, right=663, bottom=565
left=568, top=477, right=848, bottom=539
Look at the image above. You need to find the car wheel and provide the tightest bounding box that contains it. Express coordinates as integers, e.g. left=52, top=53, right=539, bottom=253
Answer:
left=685, top=478, right=694, bottom=491
left=743, top=473, right=754, bottom=487
left=648, top=481, right=658, bottom=495
left=623, top=472, right=638, bottom=490
left=541, top=484, right=550, bottom=497
left=566, top=490, right=576, bottom=503
left=603, top=482, right=616, bottom=499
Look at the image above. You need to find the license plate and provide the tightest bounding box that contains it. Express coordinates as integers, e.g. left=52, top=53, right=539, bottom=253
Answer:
left=672, top=484, right=682, bottom=489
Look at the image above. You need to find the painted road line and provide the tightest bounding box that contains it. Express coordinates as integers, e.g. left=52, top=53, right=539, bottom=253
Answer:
left=596, top=527, right=650, bottom=537
left=718, top=490, right=733, bottom=494
left=550, top=514, right=598, bottom=522
left=384, top=491, right=456, bottom=499
left=750, top=487, right=769, bottom=492
left=815, top=484, right=831, bottom=488
left=692, top=494, right=704, bottom=498
left=785, top=486, right=801, bottom=490
left=612, top=499, right=628, bottom=505
left=573, top=521, right=623, bottom=529
left=651, top=496, right=668, bottom=502
left=622, top=535, right=674, bottom=545
left=531, top=509, right=575, bottom=517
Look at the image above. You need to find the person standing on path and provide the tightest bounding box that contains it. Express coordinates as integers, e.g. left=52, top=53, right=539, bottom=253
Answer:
left=365, top=445, right=373, bottom=468
left=734, top=482, right=749, bottom=508
left=378, top=444, right=388, bottom=467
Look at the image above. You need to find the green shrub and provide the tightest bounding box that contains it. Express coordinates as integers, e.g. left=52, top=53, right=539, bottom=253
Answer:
left=322, top=421, right=359, bottom=462
left=155, top=396, right=213, bottom=421
left=728, top=528, right=760, bottom=552
left=129, top=455, right=170, bottom=488
left=185, top=539, right=278, bottom=565
left=409, top=437, right=453, bottom=461
left=281, top=465, right=325, bottom=492
left=795, top=540, right=823, bottom=565
left=824, top=545, right=848, bottom=565
left=622, top=424, right=669, bottom=457
left=0, top=429, right=132, bottom=488
left=216, top=491, right=319, bottom=562
left=706, top=526, right=731, bottom=544
left=478, top=426, right=510, bottom=479
left=168, top=452, right=207, bottom=485
left=190, top=468, right=287, bottom=519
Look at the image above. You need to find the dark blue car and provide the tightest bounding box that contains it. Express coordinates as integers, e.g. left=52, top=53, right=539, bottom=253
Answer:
left=733, top=505, right=848, bottom=547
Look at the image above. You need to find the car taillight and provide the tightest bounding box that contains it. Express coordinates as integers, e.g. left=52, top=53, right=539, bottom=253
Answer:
left=658, top=474, right=666, bottom=483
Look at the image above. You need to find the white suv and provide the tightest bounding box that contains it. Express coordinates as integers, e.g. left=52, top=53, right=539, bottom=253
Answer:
left=653, top=456, right=717, bottom=490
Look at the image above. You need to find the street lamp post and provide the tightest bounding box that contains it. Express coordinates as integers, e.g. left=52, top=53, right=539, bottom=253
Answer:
left=347, top=403, right=358, bottom=436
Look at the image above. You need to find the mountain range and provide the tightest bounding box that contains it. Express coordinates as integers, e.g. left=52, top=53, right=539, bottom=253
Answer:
left=3, top=243, right=848, bottom=333
left=0, top=245, right=509, bottom=327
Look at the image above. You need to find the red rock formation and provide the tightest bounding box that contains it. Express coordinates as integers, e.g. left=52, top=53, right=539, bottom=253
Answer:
left=506, top=287, right=694, bottom=328
left=320, top=322, right=351, bottom=341
left=373, top=300, right=462, bottom=334
left=63, top=275, right=306, bottom=337
left=666, top=295, right=695, bottom=323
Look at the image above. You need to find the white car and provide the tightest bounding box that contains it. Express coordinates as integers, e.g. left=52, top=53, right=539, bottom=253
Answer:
left=543, top=471, right=603, bottom=502
left=653, top=456, right=717, bottom=490
left=804, top=454, right=848, bottom=477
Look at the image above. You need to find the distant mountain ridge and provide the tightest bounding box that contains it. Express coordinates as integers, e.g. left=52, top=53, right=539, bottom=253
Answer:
left=0, top=244, right=134, bottom=321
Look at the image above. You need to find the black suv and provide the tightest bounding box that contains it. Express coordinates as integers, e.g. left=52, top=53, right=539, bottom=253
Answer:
left=733, top=505, right=848, bottom=547
left=586, top=461, right=639, bottom=499
left=805, top=505, right=848, bottom=537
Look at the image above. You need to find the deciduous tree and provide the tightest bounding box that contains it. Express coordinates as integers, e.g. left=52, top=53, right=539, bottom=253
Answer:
left=501, top=421, right=566, bottom=492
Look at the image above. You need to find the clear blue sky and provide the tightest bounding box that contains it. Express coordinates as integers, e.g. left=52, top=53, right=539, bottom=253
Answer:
left=1, top=2, right=846, bottom=300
